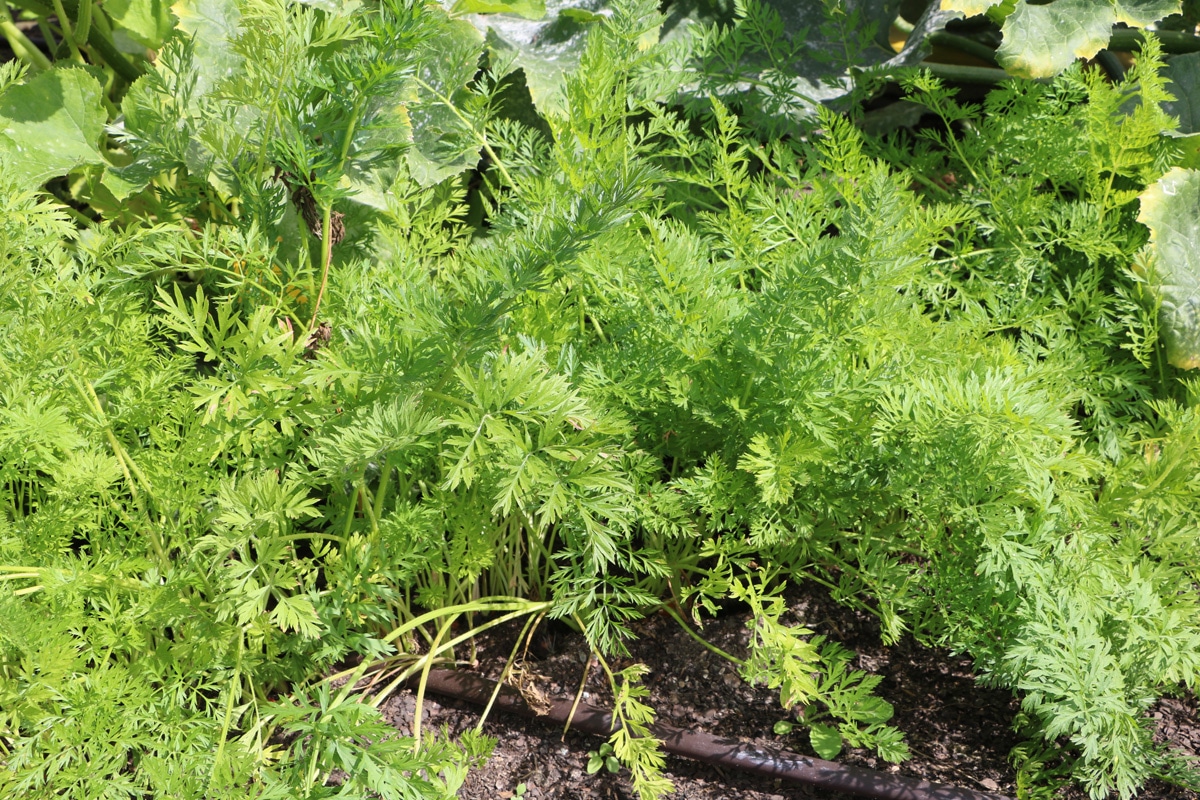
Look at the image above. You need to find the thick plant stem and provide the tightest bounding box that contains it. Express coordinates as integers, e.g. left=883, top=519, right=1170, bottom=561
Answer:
left=50, top=0, right=84, bottom=63
left=0, top=4, right=52, bottom=70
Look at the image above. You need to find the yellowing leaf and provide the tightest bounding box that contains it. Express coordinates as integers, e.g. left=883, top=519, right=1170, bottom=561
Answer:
left=997, top=0, right=1113, bottom=79
left=1137, top=168, right=1200, bottom=369
left=939, top=0, right=996, bottom=14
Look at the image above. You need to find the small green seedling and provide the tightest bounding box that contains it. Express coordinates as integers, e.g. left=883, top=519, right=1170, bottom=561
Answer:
left=587, top=743, right=620, bottom=775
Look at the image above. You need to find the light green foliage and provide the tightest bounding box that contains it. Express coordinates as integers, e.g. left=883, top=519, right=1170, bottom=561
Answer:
left=5, top=2, right=1200, bottom=799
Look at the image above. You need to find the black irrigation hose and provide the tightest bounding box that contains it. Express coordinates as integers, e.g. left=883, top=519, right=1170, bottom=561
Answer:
left=417, top=668, right=1014, bottom=800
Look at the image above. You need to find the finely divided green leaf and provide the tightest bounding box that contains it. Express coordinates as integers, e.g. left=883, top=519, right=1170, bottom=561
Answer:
left=0, top=67, right=107, bottom=188
left=1137, top=167, right=1200, bottom=368
left=997, top=0, right=1113, bottom=79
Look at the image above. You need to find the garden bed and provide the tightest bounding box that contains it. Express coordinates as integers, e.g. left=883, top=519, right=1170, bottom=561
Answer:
left=380, top=580, right=1200, bottom=799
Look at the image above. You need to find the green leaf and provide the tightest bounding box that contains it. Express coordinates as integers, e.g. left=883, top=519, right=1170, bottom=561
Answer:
left=1137, top=168, right=1200, bottom=369
left=850, top=696, right=894, bottom=725
left=1112, top=0, right=1180, bottom=26
left=469, top=0, right=596, bottom=117
left=809, top=723, right=843, bottom=760
left=270, top=594, right=322, bottom=639
left=171, top=0, right=242, bottom=100
left=1163, top=51, right=1200, bottom=135
left=773, top=719, right=795, bottom=735
left=107, top=0, right=175, bottom=48
left=452, top=0, right=546, bottom=19
left=996, top=0, right=1113, bottom=79
left=0, top=67, right=107, bottom=189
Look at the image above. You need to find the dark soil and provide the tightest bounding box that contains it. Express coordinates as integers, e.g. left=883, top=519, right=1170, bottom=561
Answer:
left=378, top=580, right=1200, bottom=800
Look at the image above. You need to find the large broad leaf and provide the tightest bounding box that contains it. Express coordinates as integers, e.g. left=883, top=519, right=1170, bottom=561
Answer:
left=1112, top=0, right=1182, bottom=26
left=1163, top=51, right=1200, bottom=134
left=0, top=68, right=107, bottom=189
left=1137, top=168, right=1200, bottom=369
left=407, top=17, right=487, bottom=186
left=997, top=0, right=1113, bottom=79
left=988, top=0, right=1180, bottom=79
left=460, top=0, right=598, bottom=117
left=107, top=0, right=176, bottom=49
left=676, top=0, right=952, bottom=135
left=171, top=0, right=242, bottom=100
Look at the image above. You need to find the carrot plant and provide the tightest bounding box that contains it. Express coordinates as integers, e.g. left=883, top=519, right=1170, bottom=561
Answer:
left=5, top=1, right=1200, bottom=798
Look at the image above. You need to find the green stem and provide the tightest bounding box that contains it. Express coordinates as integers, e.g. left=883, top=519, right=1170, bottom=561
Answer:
left=50, top=0, right=85, bottom=63
left=73, top=0, right=90, bottom=47
left=922, top=62, right=1010, bottom=85
left=306, top=204, right=334, bottom=330
left=0, top=5, right=52, bottom=71
left=659, top=603, right=746, bottom=666
left=209, top=632, right=244, bottom=790
left=927, top=31, right=998, bottom=66
left=1109, top=28, right=1200, bottom=55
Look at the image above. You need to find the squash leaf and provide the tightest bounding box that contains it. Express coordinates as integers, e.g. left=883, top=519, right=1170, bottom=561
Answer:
left=0, top=67, right=108, bottom=189
left=1138, top=167, right=1200, bottom=369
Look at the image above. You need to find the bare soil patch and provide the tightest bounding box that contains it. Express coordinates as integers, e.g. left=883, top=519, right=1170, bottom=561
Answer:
left=378, top=581, right=1200, bottom=800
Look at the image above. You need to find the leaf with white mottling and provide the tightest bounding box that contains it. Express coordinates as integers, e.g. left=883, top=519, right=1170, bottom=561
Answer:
left=1138, top=168, right=1200, bottom=369
left=997, top=0, right=1113, bottom=79
left=171, top=0, right=242, bottom=100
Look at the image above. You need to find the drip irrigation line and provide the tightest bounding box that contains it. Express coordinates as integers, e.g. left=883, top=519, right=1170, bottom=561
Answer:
left=415, top=668, right=1013, bottom=800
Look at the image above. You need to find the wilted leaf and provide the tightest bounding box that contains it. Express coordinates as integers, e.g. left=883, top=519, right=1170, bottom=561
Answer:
left=1137, top=167, right=1200, bottom=369
left=997, top=0, right=1113, bottom=79
left=0, top=68, right=107, bottom=189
